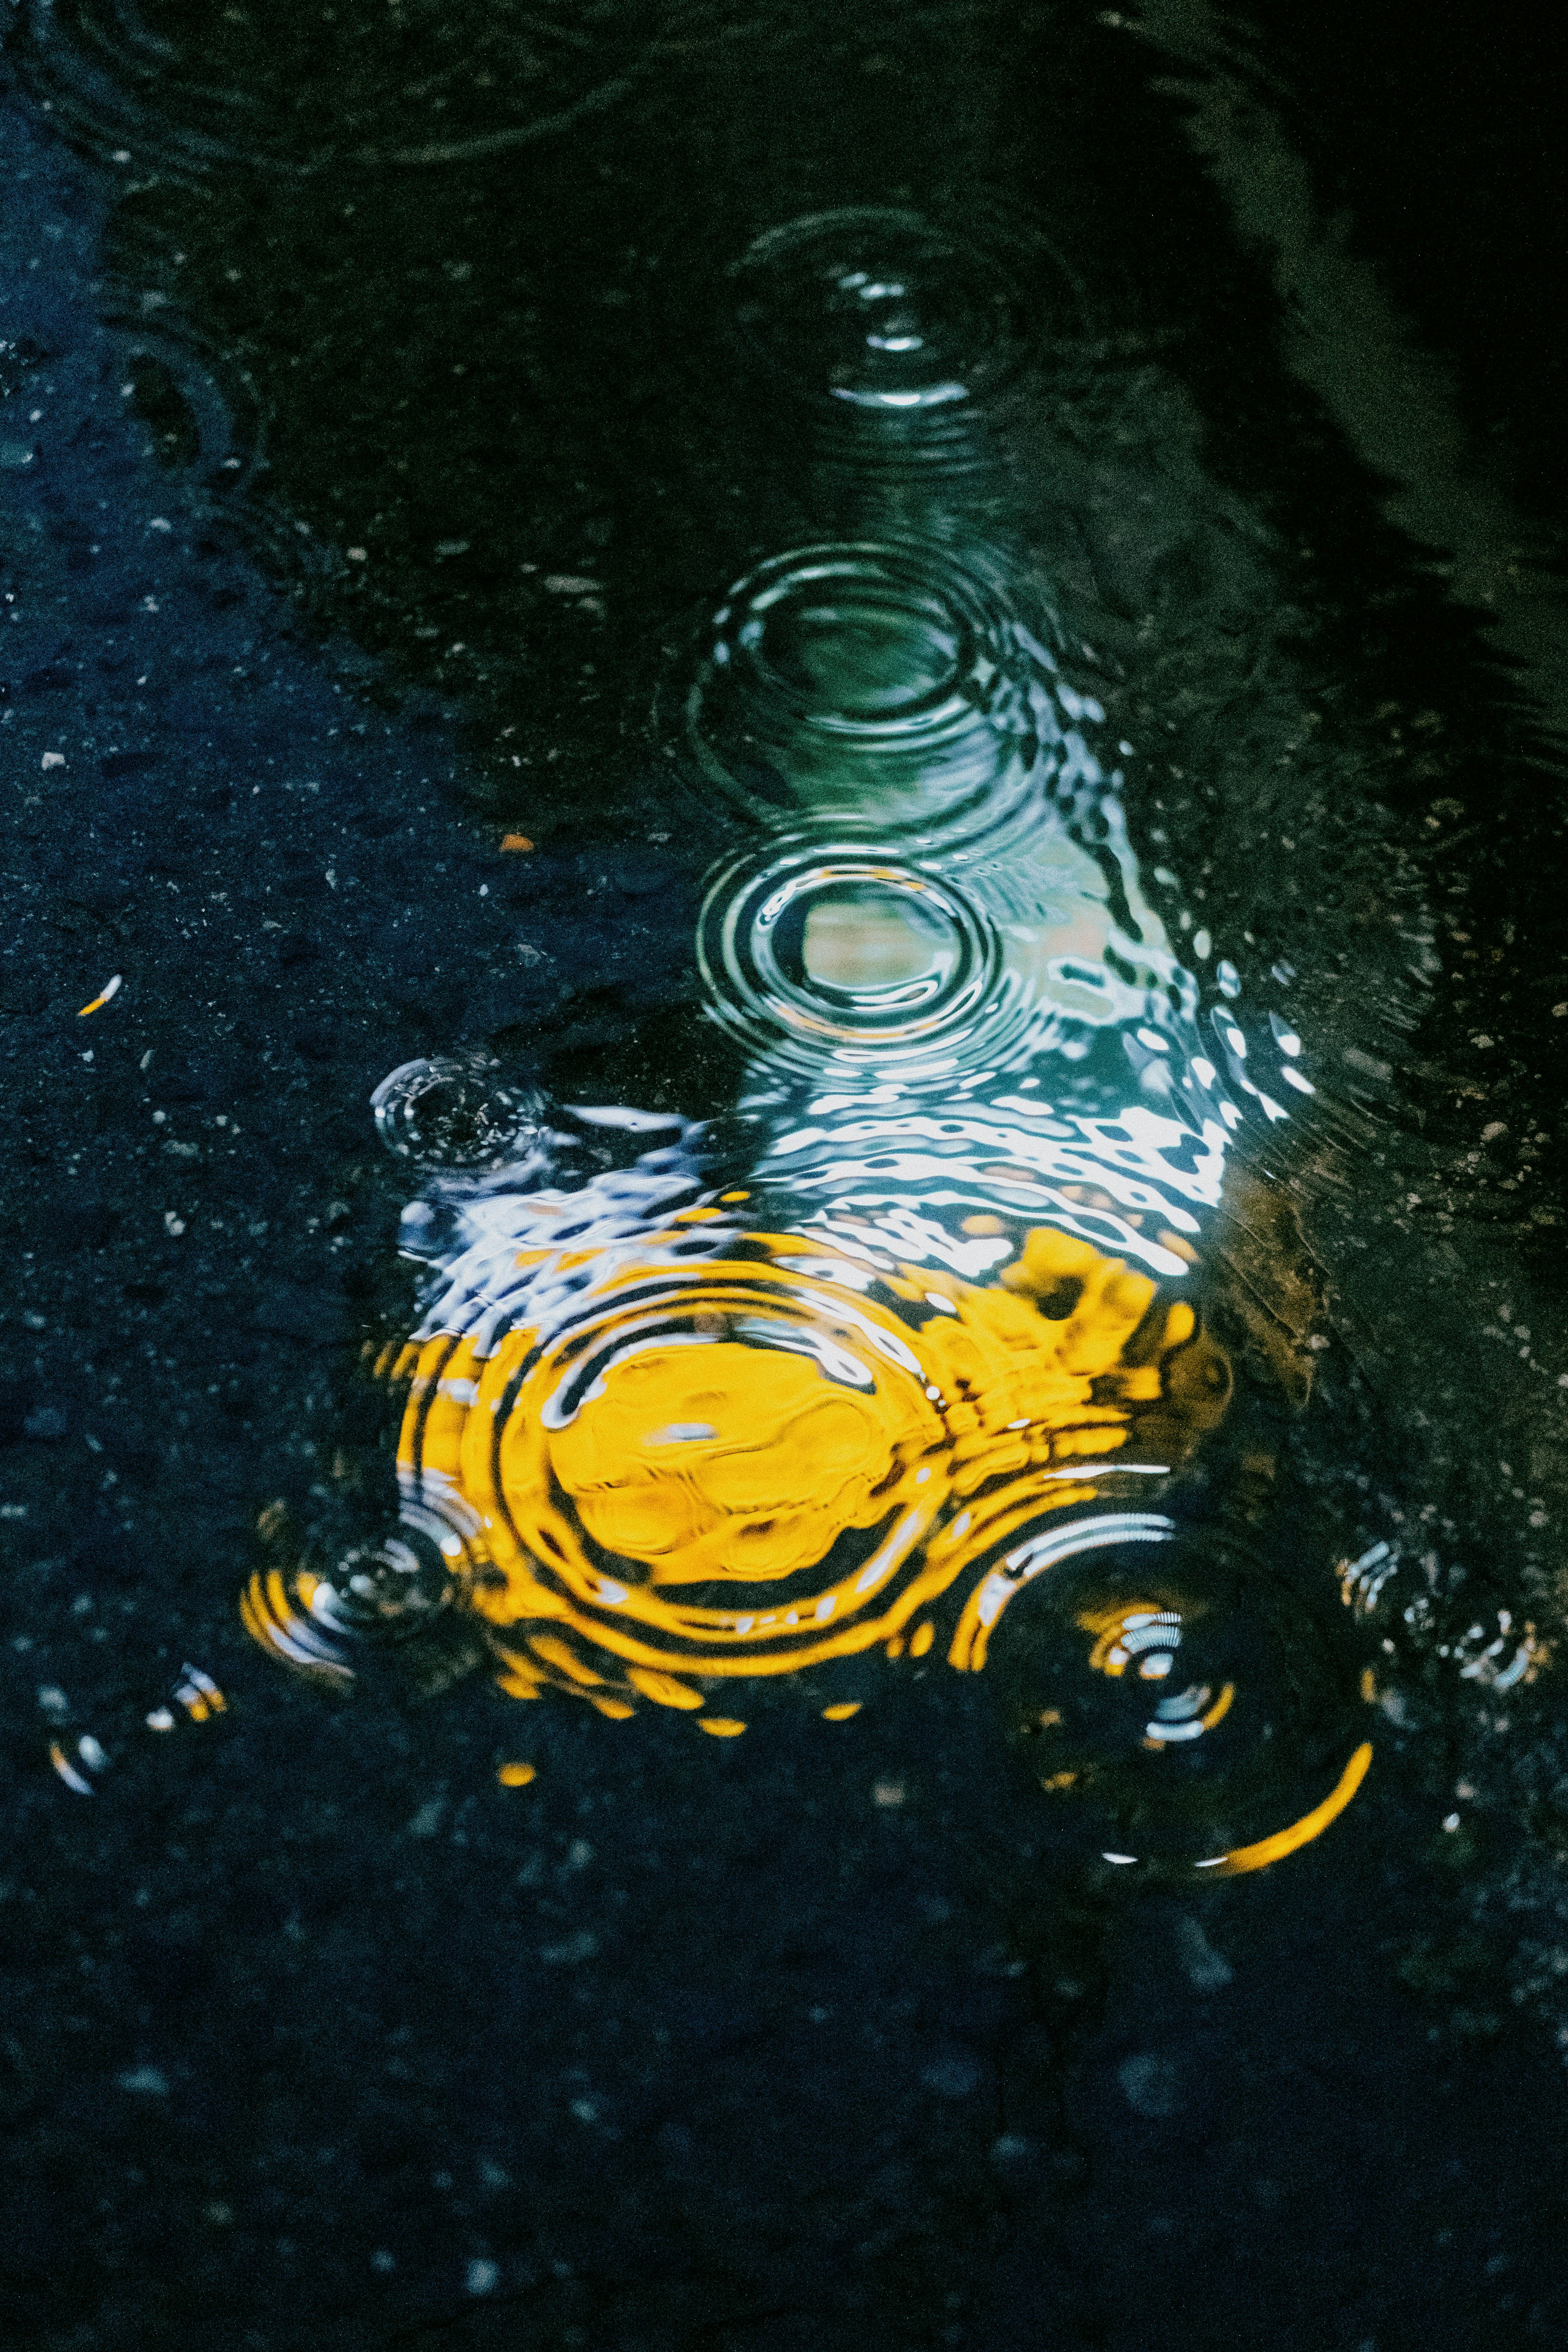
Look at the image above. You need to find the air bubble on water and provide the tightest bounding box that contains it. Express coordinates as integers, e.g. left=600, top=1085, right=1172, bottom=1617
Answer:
left=372, top=1054, right=546, bottom=1169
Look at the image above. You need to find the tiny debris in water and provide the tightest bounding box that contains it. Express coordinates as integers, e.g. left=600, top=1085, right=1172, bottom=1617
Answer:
left=77, top=974, right=122, bottom=1016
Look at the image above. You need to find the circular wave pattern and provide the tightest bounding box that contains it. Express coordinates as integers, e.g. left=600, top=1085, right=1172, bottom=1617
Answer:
left=371, top=1054, right=547, bottom=1169
left=243, top=1129, right=1369, bottom=1869
left=384, top=1218, right=1226, bottom=1715
left=106, top=314, right=267, bottom=499
left=678, top=541, right=1050, bottom=849
left=697, top=833, right=1013, bottom=1077
left=403, top=1231, right=951, bottom=1699
left=241, top=1515, right=460, bottom=1682
left=10, top=0, right=690, bottom=176
left=983, top=1519, right=1371, bottom=1870
left=730, top=205, right=1074, bottom=412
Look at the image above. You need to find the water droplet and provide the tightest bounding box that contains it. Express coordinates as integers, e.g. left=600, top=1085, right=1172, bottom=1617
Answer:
left=731, top=207, right=1055, bottom=412
left=371, top=1054, right=546, bottom=1168
left=697, top=832, right=1009, bottom=1077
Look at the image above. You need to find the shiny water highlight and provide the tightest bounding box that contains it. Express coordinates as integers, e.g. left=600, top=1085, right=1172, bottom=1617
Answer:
left=731, top=206, right=1047, bottom=414
left=675, top=539, right=1084, bottom=853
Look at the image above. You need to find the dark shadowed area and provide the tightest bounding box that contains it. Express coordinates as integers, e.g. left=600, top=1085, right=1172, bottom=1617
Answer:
left=4, top=5, right=1568, bottom=2349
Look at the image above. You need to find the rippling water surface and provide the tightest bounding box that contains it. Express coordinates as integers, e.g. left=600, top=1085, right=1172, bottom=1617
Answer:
left=6, top=0, right=1568, bottom=2343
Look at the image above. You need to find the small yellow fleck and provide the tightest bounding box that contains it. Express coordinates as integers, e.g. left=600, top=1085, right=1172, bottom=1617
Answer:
left=496, top=1670, right=544, bottom=1701
left=697, top=1717, right=747, bottom=1737
left=497, top=1761, right=537, bottom=1787
left=822, top=1702, right=862, bottom=1721
left=885, top=1635, right=905, bottom=1659
left=719, top=1191, right=751, bottom=1203
left=626, top=1667, right=704, bottom=1711
left=499, top=833, right=534, bottom=852
left=76, top=973, right=122, bottom=1018
left=909, top=1622, right=935, bottom=1659
left=961, top=1214, right=1006, bottom=1236
left=587, top=1695, right=637, bottom=1720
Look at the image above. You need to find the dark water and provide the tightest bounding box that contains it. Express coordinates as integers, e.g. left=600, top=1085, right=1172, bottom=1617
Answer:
left=4, top=4, right=1568, bottom=2347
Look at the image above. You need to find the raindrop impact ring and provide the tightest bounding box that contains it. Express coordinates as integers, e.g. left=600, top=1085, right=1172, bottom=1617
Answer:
left=698, top=836, right=1004, bottom=1071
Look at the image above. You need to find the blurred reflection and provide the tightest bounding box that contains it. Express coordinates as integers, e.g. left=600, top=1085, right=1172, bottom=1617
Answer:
left=41, top=1662, right=228, bottom=1795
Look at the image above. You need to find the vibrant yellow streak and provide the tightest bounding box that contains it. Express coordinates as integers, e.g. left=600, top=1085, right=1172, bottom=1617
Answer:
left=697, top=1717, right=747, bottom=1737
left=497, top=1761, right=537, bottom=1786
left=822, top=1701, right=862, bottom=1720
left=1200, top=1742, right=1373, bottom=1877
left=76, top=973, right=122, bottom=1017
left=1199, top=1681, right=1234, bottom=1730
left=626, top=1668, right=705, bottom=1710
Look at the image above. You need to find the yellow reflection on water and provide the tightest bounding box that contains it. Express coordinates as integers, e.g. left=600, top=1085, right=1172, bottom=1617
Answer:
left=1196, top=1742, right=1374, bottom=1878
left=389, top=1221, right=1229, bottom=1711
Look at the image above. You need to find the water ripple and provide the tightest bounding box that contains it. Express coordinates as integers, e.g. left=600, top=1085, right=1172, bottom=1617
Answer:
left=697, top=831, right=1011, bottom=1078
left=671, top=539, right=1065, bottom=851
left=9, top=0, right=701, bottom=178
left=730, top=204, right=1067, bottom=414
left=371, top=1054, right=548, bottom=1170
